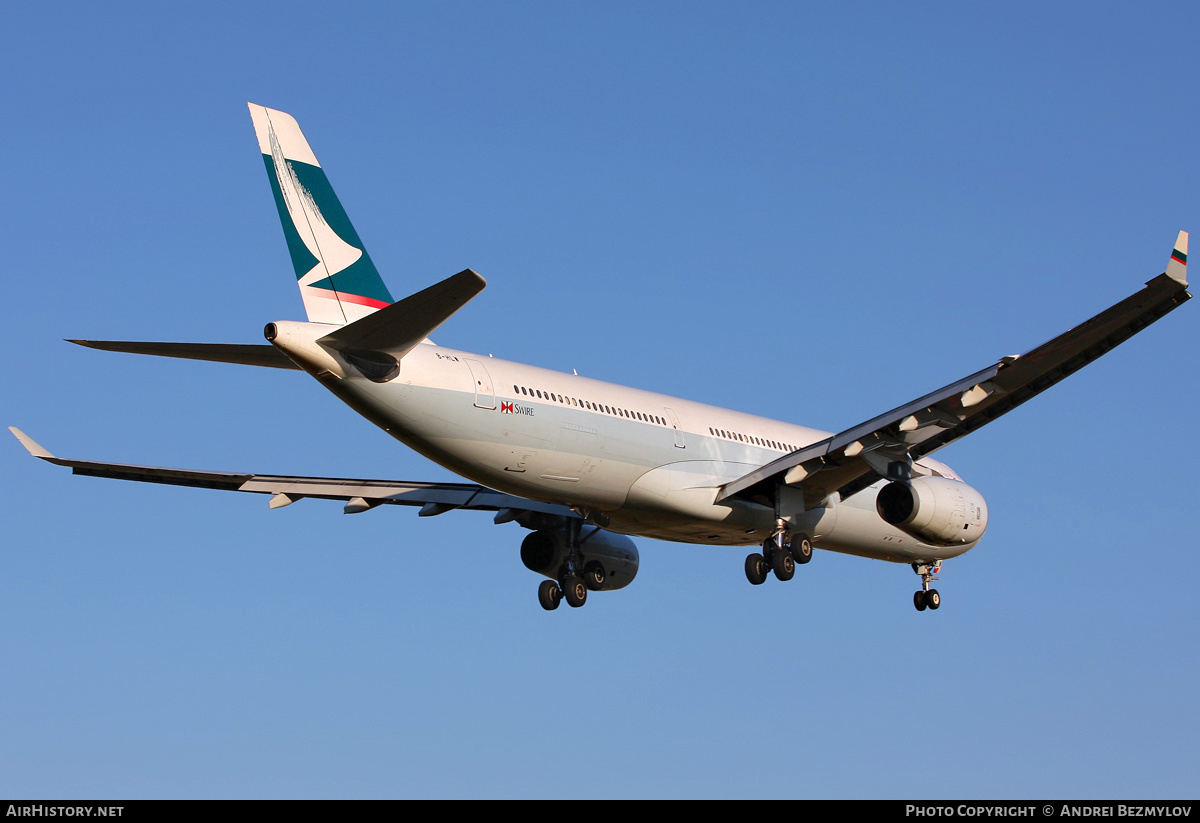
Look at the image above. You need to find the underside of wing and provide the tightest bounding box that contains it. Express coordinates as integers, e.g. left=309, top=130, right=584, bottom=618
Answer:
left=8, top=427, right=576, bottom=522
left=719, top=232, right=1191, bottom=507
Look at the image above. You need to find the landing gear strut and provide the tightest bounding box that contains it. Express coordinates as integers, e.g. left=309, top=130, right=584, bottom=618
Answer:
left=912, top=562, right=941, bottom=611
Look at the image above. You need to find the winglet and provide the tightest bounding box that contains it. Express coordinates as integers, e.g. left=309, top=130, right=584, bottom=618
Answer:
left=8, top=427, right=55, bottom=460
left=1167, top=230, right=1188, bottom=284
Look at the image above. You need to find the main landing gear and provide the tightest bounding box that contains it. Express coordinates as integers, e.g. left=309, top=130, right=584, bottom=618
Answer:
left=537, top=573, right=593, bottom=611
left=745, top=532, right=812, bottom=585
left=536, top=520, right=600, bottom=611
left=912, top=562, right=941, bottom=612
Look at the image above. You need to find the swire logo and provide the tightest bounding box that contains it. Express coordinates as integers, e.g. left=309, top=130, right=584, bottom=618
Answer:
left=501, top=402, right=534, bottom=416
left=501, top=402, right=514, bottom=413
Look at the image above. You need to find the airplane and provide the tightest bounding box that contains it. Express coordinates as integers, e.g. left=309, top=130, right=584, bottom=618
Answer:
left=9, top=104, right=1192, bottom=613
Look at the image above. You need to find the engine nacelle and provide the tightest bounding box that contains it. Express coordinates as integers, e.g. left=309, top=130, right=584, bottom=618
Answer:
left=876, top=476, right=989, bottom=547
left=520, top=528, right=640, bottom=591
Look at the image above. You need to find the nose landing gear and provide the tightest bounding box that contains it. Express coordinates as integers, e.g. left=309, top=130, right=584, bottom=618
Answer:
left=912, top=562, right=941, bottom=611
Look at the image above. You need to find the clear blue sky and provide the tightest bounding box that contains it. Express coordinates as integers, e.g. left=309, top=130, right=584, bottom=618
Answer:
left=2, top=1, right=1197, bottom=799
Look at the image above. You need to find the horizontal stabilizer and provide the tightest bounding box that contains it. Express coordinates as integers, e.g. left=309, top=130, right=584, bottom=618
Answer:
left=68, top=340, right=301, bottom=370
left=318, top=268, right=486, bottom=359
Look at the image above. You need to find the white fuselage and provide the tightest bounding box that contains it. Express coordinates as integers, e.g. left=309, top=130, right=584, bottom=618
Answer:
left=278, top=329, right=981, bottom=564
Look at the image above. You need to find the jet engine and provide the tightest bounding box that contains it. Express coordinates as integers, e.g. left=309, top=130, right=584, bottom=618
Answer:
left=876, top=476, right=989, bottom=547
left=520, top=528, right=639, bottom=591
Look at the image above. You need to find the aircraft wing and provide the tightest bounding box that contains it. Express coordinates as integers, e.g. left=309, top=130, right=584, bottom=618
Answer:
left=8, top=427, right=577, bottom=521
left=718, top=231, right=1191, bottom=506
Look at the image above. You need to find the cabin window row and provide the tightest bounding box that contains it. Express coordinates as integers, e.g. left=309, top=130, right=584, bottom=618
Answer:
left=708, top=426, right=793, bottom=453
left=512, top=385, right=667, bottom=427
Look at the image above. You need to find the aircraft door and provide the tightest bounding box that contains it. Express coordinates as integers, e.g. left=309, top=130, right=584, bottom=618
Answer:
left=664, top=407, right=685, bottom=448
left=465, top=359, right=496, bottom=409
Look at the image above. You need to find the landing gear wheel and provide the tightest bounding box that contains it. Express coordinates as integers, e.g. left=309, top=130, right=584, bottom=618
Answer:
left=792, top=536, right=813, bottom=565
left=539, top=580, right=562, bottom=611
left=563, top=576, right=588, bottom=608
left=926, top=589, right=940, bottom=610
left=745, top=553, right=768, bottom=585
left=583, top=561, right=606, bottom=591
left=913, top=590, right=927, bottom=611
left=772, top=550, right=795, bottom=581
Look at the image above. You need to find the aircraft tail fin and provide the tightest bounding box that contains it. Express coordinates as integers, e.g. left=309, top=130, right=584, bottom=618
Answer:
left=248, top=104, right=395, bottom=326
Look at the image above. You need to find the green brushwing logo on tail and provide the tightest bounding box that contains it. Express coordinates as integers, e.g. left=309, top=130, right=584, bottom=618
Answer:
left=261, top=129, right=394, bottom=313
left=264, top=155, right=319, bottom=280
